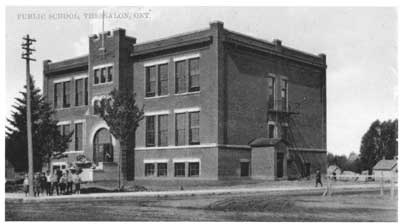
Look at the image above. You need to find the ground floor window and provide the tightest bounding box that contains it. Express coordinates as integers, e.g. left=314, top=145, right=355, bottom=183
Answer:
left=157, top=163, right=168, bottom=176
left=174, top=163, right=185, bottom=177
left=188, top=162, right=200, bottom=177
left=145, top=163, right=155, bottom=176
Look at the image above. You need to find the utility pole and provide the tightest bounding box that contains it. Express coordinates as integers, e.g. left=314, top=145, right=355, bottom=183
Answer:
left=21, top=34, right=36, bottom=197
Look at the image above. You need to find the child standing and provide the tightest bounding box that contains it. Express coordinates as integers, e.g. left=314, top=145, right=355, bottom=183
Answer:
left=23, top=174, right=29, bottom=197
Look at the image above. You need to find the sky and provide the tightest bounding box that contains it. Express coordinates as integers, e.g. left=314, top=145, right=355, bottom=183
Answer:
left=5, top=7, right=398, bottom=156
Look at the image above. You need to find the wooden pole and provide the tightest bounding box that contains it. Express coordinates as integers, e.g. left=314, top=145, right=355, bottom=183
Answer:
left=380, top=171, right=384, bottom=196
left=390, top=172, right=394, bottom=199
left=22, top=34, right=36, bottom=197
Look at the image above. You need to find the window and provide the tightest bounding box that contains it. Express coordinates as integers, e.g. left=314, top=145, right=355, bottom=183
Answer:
left=146, top=116, right=155, bottom=147
left=145, top=66, right=156, bottom=97
left=75, top=78, right=88, bottom=106
left=157, top=163, right=168, bottom=176
left=174, top=163, right=185, bottom=177
left=189, top=112, right=200, bottom=145
left=54, top=81, right=71, bottom=109
left=74, top=123, right=83, bottom=151
left=281, top=79, right=288, bottom=111
left=158, top=64, right=168, bottom=96
left=94, top=66, right=113, bottom=85
left=158, top=115, right=168, bottom=146
left=84, top=78, right=88, bottom=105
left=188, top=162, right=199, bottom=177
left=175, top=113, right=186, bottom=146
left=267, top=76, right=275, bottom=109
left=107, top=67, right=113, bottom=82
left=93, top=100, right=100, bottom=115
left=54, top=82, right=63, bottom=109
left=189, top=58, right=200, bottom=92
left=175, top=60, right=187, bottom=94
left=94, top=69, right=100, bottom=84
left=58, top=124, right=70, bottom=136
left=145, top=163, right=155, bottom=176
left=63, top=81, right=71, bottom=108
left=268, top=124, right=275, bottom=138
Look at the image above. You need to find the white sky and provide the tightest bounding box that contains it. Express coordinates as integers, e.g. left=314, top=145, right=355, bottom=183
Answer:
left=5, top=7, right=398, bottom=157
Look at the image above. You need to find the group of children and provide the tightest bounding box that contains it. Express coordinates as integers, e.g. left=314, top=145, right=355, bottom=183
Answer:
left=23, top=169, right=81, bottom=197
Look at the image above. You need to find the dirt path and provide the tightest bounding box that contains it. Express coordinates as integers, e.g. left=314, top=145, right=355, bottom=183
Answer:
left=6, top=191, right=397, bottom=221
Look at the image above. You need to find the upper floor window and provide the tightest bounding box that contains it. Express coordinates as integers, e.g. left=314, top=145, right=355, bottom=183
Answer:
left=189, top=111, right=200, bottom=145
left=175, top=113, right=186, bottom=146
left=175, top=61, right=187, bottom=94
left=189, top=58, right=200, bottom=92
left=54, top=80, right=71, bottom=109
left=175, top=57, right=200, bottom=94
left=74, top=122, right=83, bottom=151
left=145, top=66, right=157, bottom=97
left=158, top=64, right=169, bottom=96
left=145, top=116, right=155, bottom=147
left=267, top=76, right=275, bottom=110
left=268, top=123, right=275, bottom=139
left=158, top=114, right=168, bottom=146
left=75, top=78, right=88, bottom=106
left=281, top=79, right=288, bottom=111
left=93, top=65, right=113, bottom=85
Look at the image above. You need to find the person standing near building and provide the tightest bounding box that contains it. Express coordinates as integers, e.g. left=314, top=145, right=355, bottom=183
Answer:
left=50, top=171, right=59, bottom=196
left=23, top=174, right=29, bottom=197
left=33, top=173, right=41, bottom=197
left=66, top=170, right=73, bottom=194
left=72, top=172, right=81, bottom=194
left=59, top=173, right=67, bottom=194
left=45, top=170, right=52, bottom=195
left=315, top=169, right=323, bottom=187
left=40, top=172, right=47, bottom=195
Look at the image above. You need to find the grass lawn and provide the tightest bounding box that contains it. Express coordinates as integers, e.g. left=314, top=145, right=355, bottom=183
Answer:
left=6, top=191, right=397, bottom=221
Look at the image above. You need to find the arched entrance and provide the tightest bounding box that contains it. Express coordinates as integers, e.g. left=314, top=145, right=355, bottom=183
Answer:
left=93, top=128, right=114, bottom=164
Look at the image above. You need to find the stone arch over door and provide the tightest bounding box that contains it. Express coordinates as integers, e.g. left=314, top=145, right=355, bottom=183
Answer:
left=93, top=128, right=114, bottom=164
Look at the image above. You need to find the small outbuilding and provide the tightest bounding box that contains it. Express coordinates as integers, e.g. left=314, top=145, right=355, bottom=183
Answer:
left=373, top=159, right=397, bottom=181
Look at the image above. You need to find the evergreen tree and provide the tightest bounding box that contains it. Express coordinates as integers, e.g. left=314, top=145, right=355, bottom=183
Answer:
left=6, top=75, right=72, bottom=172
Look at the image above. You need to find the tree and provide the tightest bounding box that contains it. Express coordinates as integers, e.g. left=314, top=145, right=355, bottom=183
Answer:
left=359, top=119, right=398, bottom=173
left=97, top=89, right=144, bottom=188
left=6, top=75, right=72, bottom=172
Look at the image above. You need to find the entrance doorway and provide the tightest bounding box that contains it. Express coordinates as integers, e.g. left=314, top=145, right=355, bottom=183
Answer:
left=93, top=128, right=114, bottom=164
left=277, top=152, right=284, bottom=178
left=240, top=162, right=250, bottom=177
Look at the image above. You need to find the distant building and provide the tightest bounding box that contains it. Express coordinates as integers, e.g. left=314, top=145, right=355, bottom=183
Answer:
left=43, top=21, right=327, bottom=181
left=373, top=158, right=397, bottom=180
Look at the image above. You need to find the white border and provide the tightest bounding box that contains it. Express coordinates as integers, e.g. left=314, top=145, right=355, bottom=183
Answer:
left=53, top=77, right=72, bottom=84
left=73, top=74, right=88, bottom=80
left=143, top=58, right=169, bottom=67
left=144, top=159, right=169, bottom=163
left=57, top=121, right=71, bottom=125
left=144, top=110, right=170, bottom=116
left=174, top=107, right=201, bottom=113
left=93, top=63, right=114, bottom=70
left=173, top=53, right=201, bottom=62
left=172, top=158, right=200, bottom=163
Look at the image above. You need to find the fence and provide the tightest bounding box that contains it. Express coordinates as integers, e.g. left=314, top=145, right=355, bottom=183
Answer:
left=323, top=173, right=397, bottom=198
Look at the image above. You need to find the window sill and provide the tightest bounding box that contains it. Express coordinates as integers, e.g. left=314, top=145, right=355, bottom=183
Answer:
left=144, top=94, right=170, bottom=100
left=174, top=91, right=200, bottom=97
left=93, top=81, right=113, bottom=87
